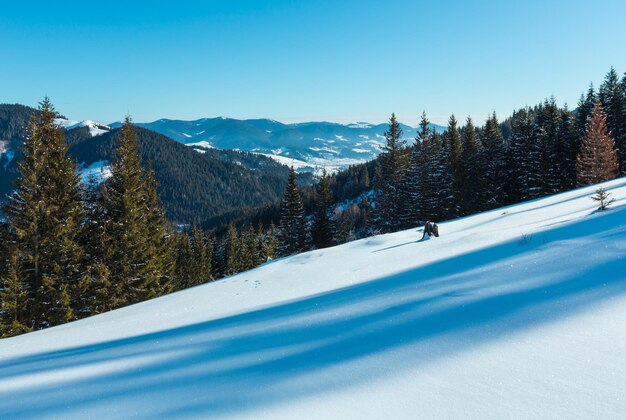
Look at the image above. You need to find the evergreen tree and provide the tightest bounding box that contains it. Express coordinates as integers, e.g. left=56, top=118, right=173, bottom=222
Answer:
left=224, top=224, right=241, bottom=275
left=576, top=84, right=597, bottom=140
left=508, top=108, right=540, bottom=201
left=0, top=255, right=31, bottom=337
left=445, top=115, right=463, bottom=216
left=312, top=169, right=336, bottom=249
left=374, top=113, right=409, bottom=232
left=143, top=163, right=174, bottom=297
left=599, top=68, right=626, bottom=172
left=191, top=225, right=213, bottom=283
left=399, top=112, right=430, bottom=227
left=173, top=232, right=195, bottom=289
left=262, top=222, right=279, bottom=261
left=559, top=105, right=578, bottom=190
left=460, top=117, right=483, bottom=214
left=2, top=98, right=85, bottom=328
left=576, top=102, right=620, bottom=185
left=480, top=112, right=507, bottom=208
left=104, top=117, right=168, bottom=307
left=278, top=167, right=307, bottom=255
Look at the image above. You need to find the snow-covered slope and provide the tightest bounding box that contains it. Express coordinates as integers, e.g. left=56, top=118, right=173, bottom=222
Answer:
left=2, top=179, right=626, bottom=418
left=54, top=118, right=111, bottom=137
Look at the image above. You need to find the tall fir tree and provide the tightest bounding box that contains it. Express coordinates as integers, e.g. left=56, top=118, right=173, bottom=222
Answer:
left=374, top=113, right=409, bottom=232
left=576, top=102, right=620, bottom=185
left=312, top=169, right=336, bottom=249
left=480, top=112, right=507, bottom=208
left=599, top=68, right=626, bottom=173
left=445, top=115, right=463, bottom=216
left=0, top=255, right=31, bottom=337
left=278, top=167, right=307, bottom=255
left=104, top=117, right=169, bottom=307
left=399, top=112, right=430, bottom=227
left=2, top=98, right=86, bottom=328
left=460, top=117, right=484, bottom=214
left=143, top=163, right=175, bottom=297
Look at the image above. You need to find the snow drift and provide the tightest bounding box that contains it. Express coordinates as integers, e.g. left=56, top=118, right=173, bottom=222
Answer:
left=1, top=179, right=626, bottom=418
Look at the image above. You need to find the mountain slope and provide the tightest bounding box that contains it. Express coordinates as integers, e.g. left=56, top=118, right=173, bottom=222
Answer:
left=2, top=179, right=626, bottom=418
left=126, top=117, right=445, bottom=171
left=0, top=104, right=312, bottom=224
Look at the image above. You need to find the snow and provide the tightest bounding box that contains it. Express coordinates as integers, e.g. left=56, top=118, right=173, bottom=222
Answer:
left=78, top=160, right=112, bottom=184
left=54, top=118, right=109, bottom=137
left=182, top=133, right=192, bottom=138
left=2, top=179, right=626, bottom=418
left=185, top=141, right=214, bottom=149
left=254, top=153, right=317, bottom=173
left=352, top=148, right=370, bottom=153
left=193, top=149, right=207, bottom=154
left=346, top=122, right=373, bottom=129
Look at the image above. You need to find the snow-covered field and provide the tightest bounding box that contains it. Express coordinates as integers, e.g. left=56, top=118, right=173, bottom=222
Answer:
left=2, top=179, right=626, bottom=419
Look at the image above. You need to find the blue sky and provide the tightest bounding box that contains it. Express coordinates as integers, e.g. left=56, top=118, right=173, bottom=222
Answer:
left=2, top=0, right=626, bottom=126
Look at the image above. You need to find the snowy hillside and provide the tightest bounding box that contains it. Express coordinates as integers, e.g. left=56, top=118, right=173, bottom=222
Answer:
left=2, top=179, right=626, bottom=418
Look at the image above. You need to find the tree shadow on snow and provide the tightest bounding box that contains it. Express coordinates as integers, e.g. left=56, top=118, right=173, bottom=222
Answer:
left=1, top=206, right=626, bottom=417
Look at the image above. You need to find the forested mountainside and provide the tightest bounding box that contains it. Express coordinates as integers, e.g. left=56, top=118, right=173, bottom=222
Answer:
left=0, top=104, right=313, bottom=224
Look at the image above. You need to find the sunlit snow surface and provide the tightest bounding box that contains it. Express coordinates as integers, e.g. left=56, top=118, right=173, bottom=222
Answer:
left=1, top=179, right=626, bottom=418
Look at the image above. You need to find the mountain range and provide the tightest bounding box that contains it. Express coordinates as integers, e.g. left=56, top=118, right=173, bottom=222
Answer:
left=112, top=117, right=445, bottom=172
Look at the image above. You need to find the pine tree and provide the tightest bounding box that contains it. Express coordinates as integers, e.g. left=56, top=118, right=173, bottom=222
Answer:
left=591, top=187, right=614, bottom=211
left=143, top=163, right=174, bottom=297
left=173, top=232, right=195, bottom=289
left=399, top=112, right=429, bottom=227
left=104, top=117, right=167, bottom=307
left=374, top=113, right=409, bottom=232
left=445, top=115, right=463, bottom=216
left=0, top=255, right=31, bottom=337
left=576, top=84, right=597, bottom=138
left=559, top=105, right=578, bottom=190
left=576, top=102, right=620, bottom=185
left=2, top=98, right=86, bottom=328
left=480, top=112, right=507, bottom=208
left=599, top=68, right=626, bottom=173
left=278, top=167, right=307, bottom=255
left=224, top=224, right=242, bottom=275
left=460, top=117, right=483, bottom=214
left=312, top=169, right=336, bottom=249
left=262, top=222, right=279, bottom=261
left=508, top=108, right=540, bottom=202
left=191, top=225, right=213, bottom=283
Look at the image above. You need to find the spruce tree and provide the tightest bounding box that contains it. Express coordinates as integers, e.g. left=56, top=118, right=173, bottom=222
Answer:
left=278, top=167, right=307, bottom=255
left=374, top=113, right=408, bottom=232
left=262, top=222, right=279, bottom=261
left=399, top=112, right=429, bottom=227
left=480, top=112, right=507, bottom=208
left=104, top=117, right=166, bottom=306
left=599, top=68, right=626, bottom=172
left=312, top=169, right=336, bottom=249
left=224, top=224, right=242, bottom=275
left=0, top=255, right=31, bottom=337
left=191, top=225, right=213, bottom=283
left=460, top=117, right=483, bottom=214
left=173, top=232, right=195, bottom=289
left=143, top=163, right=174, bottom=297
left=576, top=102, right=620, bottom=185
left=445, top=115, right=463, bottom=216
left=508, top=108, right=540, bottom=201
left=2, top=98, right=86, bottom=328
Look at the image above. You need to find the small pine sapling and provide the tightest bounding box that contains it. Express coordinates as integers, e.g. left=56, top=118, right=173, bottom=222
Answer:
left=591, top=187, right=614, bottom=211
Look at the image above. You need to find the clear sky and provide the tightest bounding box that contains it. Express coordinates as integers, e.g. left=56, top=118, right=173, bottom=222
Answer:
left=2, top=0, right=626, bottom=126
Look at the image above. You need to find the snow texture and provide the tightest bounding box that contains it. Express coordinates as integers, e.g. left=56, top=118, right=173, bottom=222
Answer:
left=1, top=179, right=626, bottom=418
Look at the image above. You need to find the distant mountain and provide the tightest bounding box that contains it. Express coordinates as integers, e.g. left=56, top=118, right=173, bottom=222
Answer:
left=113, top=117, right=446, bottom=172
